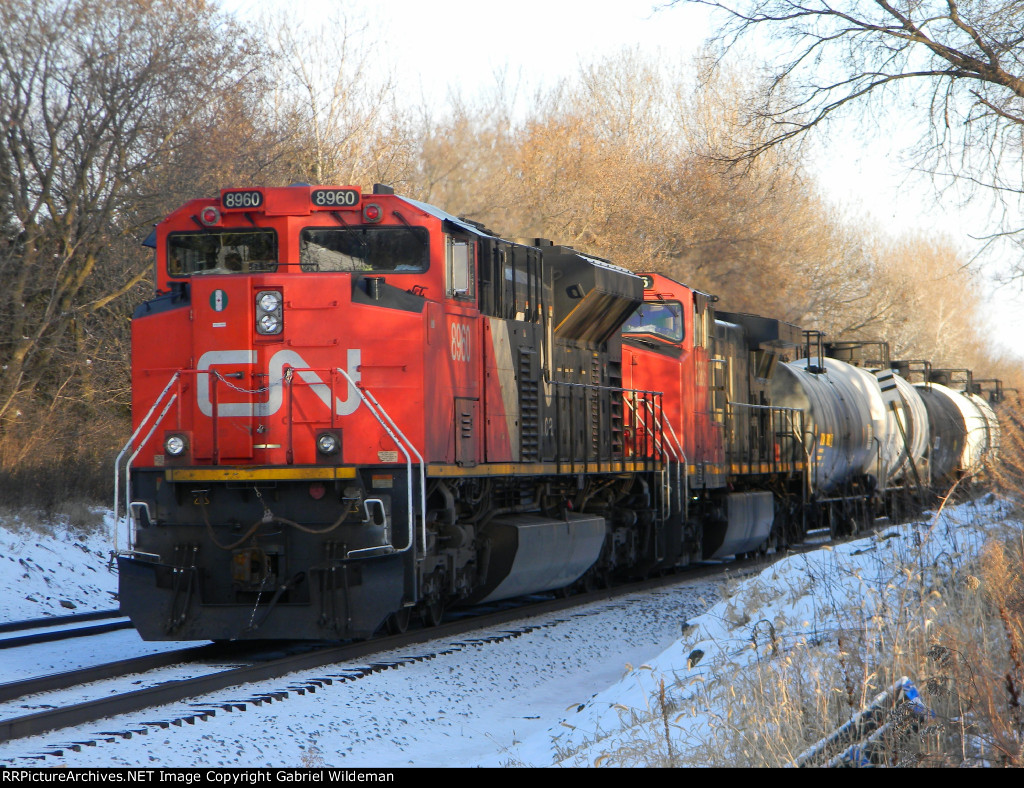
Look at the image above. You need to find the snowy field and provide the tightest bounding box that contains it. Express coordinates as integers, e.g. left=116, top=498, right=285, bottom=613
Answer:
left=0, top=498, right=1013, bottom=767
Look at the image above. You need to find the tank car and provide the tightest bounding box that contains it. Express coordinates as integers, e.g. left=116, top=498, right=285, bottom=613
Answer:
left=910, top=371, right=1001, bottom=490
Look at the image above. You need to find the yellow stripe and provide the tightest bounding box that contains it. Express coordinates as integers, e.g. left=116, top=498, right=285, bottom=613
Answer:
left=724, top=461, right=810, bottom=477
left=166, top=460, right=808, bottom=483
left=427, top=461, right=653, bottom=478
left=166, top=467, right=358, bottom=482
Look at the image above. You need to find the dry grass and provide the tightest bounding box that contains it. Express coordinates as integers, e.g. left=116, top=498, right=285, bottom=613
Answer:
left=579, top=510, right=1023, bottom=768
left=0, top=398, right=126, bottom=517
left=0, top=499, right=106, bottom=538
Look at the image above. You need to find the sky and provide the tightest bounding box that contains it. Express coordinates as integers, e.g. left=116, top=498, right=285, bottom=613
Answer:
left=228, top=0, right=715, bottom=99
left=220, top=0, right=1024, bottom=362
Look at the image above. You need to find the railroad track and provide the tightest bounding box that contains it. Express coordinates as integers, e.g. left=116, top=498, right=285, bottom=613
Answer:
left=0, top=566, right=737, bottom=751
left=0, top=609, right=123, bottom=635
left=0, top=519, right=891, bottom=758
left=0, top=609, right=133, bottom=650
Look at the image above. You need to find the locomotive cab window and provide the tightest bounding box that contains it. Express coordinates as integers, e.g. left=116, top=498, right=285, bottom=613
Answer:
left=167, top=230, right=277, bottom=276
left=622, top=301, right=684, bottom=343
left=447, top=236, right=475, bottom=300
left=300, top=227, right=428, bottom=272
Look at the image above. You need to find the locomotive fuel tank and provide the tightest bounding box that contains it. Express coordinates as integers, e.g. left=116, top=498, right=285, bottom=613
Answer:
left=467, top=512, right=606, bottom=603
left=704, top=490, right=775, bottom=560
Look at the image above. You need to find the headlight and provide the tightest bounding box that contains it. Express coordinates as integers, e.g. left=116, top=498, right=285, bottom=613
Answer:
left=258, top=292, right=281, bottom=312
left=316, top=432, right=340, bottom=455
left=165, top=435, right=187, bottom=456
left=255, top=290, right=283, bottom=335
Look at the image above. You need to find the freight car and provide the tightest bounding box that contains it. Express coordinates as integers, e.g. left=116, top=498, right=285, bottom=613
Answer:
left=114, top=184, right=1001, bottom=642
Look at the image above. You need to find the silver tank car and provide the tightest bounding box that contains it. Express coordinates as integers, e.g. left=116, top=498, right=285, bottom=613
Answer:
left=915, top=382, right=967, bottom=485
left=771, top=357, right=880, bottom=492
left=770, top=358, right=909, bottom=491
left=964, top=391, right=1000, bottom=469
left=915, top=382, right=1000, bottom=487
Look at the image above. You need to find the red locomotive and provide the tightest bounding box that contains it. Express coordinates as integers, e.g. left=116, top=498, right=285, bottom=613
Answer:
left=115, top=183, right=994, bottom=641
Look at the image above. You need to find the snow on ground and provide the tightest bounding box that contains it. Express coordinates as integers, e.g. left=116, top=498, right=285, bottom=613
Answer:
left=0, top=498, right=1013, bottom=767
left=0, top=509, right=122, bottom=620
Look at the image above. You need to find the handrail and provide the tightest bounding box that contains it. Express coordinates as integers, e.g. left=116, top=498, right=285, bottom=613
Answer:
left=726, top=401, right=804, bottom=471
left=124, top=394, right=180, bottom=551
left=637, top=397, right=685, bottom=526
left=625, top=392, right=676, bottom=462
left=623, top=395, right=686, bottom=563
left=549, top=379, right=665, bottom=470
left=361, top=387, right=428, bottom=560
left=113, top=372, right=181, bottom=552
left=333, top=367, right=425, bottom=570
left=657, top=405, right=689, bottom=521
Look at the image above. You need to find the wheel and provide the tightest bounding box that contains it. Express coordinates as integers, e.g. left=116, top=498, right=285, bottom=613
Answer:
left=422, top=597, right=445, bottom=627
left=386, top=606, right=412, bottom=635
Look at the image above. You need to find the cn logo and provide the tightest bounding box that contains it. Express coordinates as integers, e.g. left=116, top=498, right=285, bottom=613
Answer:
left=450, top=322, right=471, bottom=363
left=196, top=349, right=361, bottom=417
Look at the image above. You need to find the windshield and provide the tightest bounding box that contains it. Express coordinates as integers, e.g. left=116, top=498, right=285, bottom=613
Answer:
left=622, top=301, right=685, bottom=343
left=300, top=227, right=429, bottom=272
left=168, top=231, right=277, bottom=276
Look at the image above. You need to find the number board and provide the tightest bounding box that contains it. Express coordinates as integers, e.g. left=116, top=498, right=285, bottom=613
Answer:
left=221, top=189, right=264, bottom=210
left=310, top=187, right=361, bottom=210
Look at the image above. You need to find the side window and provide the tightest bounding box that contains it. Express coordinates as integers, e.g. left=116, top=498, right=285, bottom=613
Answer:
left=502, top=246, right=541, bottom=322
left=447, top=237, right=475, bottom=300
left=622, top=301, right=685, bottom=342
left=504, top=256, right=531, bottom=320
left=693, top=302, right=705, bottom=348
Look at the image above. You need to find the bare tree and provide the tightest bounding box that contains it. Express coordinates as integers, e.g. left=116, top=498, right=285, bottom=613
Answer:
left=0, top=0, right=261, bottom=437
left=670, top=1, right=1024, bottom=241
left=260, top=8, right=413, bottom=188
